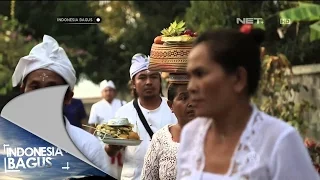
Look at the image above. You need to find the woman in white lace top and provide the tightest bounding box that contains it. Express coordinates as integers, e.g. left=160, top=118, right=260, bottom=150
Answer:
left=177, top=26, right=320, bottom=180
left=141, top=83, right=195, bottom=180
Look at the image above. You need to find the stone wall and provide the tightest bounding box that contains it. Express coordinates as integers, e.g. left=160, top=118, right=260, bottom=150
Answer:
left=290, top=64, right=320, bottom=139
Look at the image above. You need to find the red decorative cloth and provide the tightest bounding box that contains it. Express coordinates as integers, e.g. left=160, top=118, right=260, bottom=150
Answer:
left=111, top=152, right=123, bottom=166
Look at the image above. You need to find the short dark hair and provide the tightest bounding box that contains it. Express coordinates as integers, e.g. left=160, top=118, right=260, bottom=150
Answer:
left=194, top=28, right=265, bottom=96
left=167, top=83, right=184, bottom=101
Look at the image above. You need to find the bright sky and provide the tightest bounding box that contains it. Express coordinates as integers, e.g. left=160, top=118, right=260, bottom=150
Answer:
left=73, top=79, right=101, bottom=99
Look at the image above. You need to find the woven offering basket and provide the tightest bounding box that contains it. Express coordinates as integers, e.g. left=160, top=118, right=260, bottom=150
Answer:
left=149, top=43, right=192, bottom=73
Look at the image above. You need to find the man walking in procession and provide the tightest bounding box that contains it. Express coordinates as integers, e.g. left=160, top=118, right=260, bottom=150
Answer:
left=105, top=53, right=177, bottom=180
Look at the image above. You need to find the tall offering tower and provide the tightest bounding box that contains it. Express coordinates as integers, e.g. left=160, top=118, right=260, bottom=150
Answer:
left=149, top=21, right=197, bottom=84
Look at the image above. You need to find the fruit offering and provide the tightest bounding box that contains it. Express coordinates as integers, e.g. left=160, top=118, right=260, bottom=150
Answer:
left=149, top=20, right=197, bottom=73
left=153, top=20, right=197, bottom=45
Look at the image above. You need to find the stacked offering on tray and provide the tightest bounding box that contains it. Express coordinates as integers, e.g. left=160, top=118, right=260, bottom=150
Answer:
left=149, top=20, right=197, bottom=83
left=94, top=118, right=140, bottom=141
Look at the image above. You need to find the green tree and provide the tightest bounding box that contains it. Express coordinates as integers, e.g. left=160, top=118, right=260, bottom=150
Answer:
left=279, top=2, right=320, bottom=42
left=0, top=1, right=131, bottom=92
left=185, top=1, right=275, bottom=32
left=0, top=1, right=192, bottom=93
left=254, top=53, right=317, bottom=137
left=0, top=15, right=37, bottom=95
left=90, top=1, right=139, bottom=41
left=0, top=14, right=103, bottom=95
left=184, top=1, right=320, bottom=66
left=13, top=2, right=114, bottom=81
left=89, top=1, right=191, bottom=91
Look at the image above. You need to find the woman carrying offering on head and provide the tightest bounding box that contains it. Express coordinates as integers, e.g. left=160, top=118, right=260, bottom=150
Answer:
left=141, top=78, right=195, bottom=180
left=176, top=25, right=320, bottom=180
left=141, top=20, right=198, bottom=180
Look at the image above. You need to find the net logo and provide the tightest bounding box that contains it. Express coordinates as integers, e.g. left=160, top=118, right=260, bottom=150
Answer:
left=3, top=144, right=64, bottom=172
left=236, top=18, right=264, bottom=25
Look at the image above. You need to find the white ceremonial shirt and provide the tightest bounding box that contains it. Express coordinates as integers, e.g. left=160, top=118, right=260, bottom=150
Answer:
left=88, top=98, right=127, bottom=125
left=114, top=97, right=177, bottom=180
left=176, top=105, right=320, bottom=180
left=88, top=98, right=126, bottom=179
left=65, top=118, right=109, bottom=174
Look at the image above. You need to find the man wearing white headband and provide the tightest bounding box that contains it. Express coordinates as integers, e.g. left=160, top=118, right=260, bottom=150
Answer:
left=88, top=79, right=127, bottom=179
left=105, top=53, right=177, bottom=180
left=88, top=79, right=126, bottom=133
left=11, top=35, right=112, bottom=177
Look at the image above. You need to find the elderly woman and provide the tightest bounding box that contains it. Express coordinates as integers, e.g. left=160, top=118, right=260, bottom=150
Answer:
left=176, top=27, right=320, bottom=180
left=141, top=82, right=195, bottom=180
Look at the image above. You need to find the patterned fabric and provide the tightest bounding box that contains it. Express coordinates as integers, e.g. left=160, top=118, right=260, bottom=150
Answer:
left=141, top=124, right=179, bottom=180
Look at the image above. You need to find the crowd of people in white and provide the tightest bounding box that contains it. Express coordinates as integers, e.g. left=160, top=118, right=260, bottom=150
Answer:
left=11, top=25, right=320, bottom=180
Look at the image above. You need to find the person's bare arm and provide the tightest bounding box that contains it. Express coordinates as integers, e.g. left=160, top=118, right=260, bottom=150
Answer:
left=80, top=118, right=93, bottom=132
left=80, top=118, right=87, bottom=129
left=89, top=124, right=96, bottom=134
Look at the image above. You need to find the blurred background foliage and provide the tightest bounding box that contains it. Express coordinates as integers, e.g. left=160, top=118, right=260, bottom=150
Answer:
left=0, top=1, right=319, bottom=95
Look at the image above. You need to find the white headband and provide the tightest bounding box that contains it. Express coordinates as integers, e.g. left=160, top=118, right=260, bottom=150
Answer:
left=129, top=53, right=150, bottom=79
left=99, top=80, right=116, bottom=92
left=12, top=35, right=76, bottom=89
